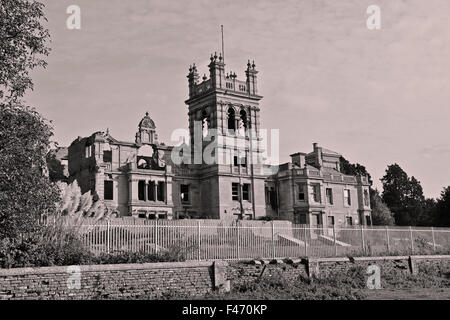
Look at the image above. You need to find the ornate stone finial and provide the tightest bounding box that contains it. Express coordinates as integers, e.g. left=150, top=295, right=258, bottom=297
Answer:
left=247, top=60, right=251, bottom=68
left=145, top=111, right=149, bottom=116
left=202, top=74, right=207, bottom=81
left=210, top=54, right=214, bottom=61
left=252, top=60, right=256, bottom=69
left=219, top=53, right=223, bottom=61
left=189, top=65, right=192, bottom=72
left=214, top=51, right=218, bottom=60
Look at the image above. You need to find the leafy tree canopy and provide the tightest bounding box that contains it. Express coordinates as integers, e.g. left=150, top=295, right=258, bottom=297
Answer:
left=0, top=0, right=50, bottom=102
left=0, top=103, right=59, bottom=238
left=435, top=187, right=450, bottom=227
left=380, top=164, right=426, bottom=225
left=369, top=188, right=395, bottom=226
left=1, top=0, right=56, bottom=239
left=339, top=156, right=373, bottom=185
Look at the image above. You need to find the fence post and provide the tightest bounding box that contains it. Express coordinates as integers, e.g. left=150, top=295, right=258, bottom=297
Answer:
left=155, top=220, right=159, bottom=254
left=197, top=221, right=201, bottom=261
left=361, top=225, right=365, bottom=255
left=304, top=225, right=308, bottom=257
left=271, top=221, right=276, bottom=259
left=409, top=226, right=414, bottom=254
left=386, top=226, right=391, bottom=253
left=236, top=222, right=240, bottom=260
left=333, top=224, right=338, bottom=257
left=431, top=227, right=436, bottom=253
left=106, top=220, right=110, bottom=254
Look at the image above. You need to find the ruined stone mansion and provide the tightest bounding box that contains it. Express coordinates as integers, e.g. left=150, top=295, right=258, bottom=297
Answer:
left=62, top=52, right=372, bottom=228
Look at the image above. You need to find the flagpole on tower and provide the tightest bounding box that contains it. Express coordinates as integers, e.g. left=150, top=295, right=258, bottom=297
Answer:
left=221, top=25, right=225, bottom=63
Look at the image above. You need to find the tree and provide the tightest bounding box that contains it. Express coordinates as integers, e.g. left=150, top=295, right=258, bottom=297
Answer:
left=434, top=187, right=450, bottom=227
left=0, top=0, right=50, bottom=102
left=0, top=104, right=59, bottom=239
left=369, top=189, right=395, bottom=225
left=339, top=156, right=373, bottom=185
left=381, top=164, right=426, bottom=225
left=0, top=0, right=55, bottom=239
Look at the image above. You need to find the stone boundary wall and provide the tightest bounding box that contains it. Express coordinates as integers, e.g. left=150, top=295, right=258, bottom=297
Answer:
left=0, top=255, right=449, bottom=299
left=0, top=260, right=228, bottom=300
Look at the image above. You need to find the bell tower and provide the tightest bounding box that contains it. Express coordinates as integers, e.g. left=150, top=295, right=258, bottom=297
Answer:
left=183, top=52, right=267, bottom=220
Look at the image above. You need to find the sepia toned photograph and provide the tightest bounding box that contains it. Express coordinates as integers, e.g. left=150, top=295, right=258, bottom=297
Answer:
left=1, top=0, right=450, bottom=309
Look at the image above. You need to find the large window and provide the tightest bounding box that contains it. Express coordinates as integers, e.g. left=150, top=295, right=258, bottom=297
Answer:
left=180, top=184, right=190, bottom=203
left=297, top=184, right=306, bottom=201
left=346, top=216, right=353, bottom=226
left=233, top=155, right=247, bottom=167
left=148, top=181, right=155, bottom=201
left=310, top=184, right=321, bottom=203
left=103, top=150, right=112, bottom=163
left=232, top=183, right=239, bottom=201
left=326, top=188, right=333, bottom=205
left=239, top=110, right=247, bottom=132
left=242, top=183, right=251, bottom=201
left=227, top=108, right=236, bottom=132
left=157, top=181, right=165, bottom=201
left=364, top=189, right=370, bottom=206
left=328, top=216, right=335, bottom=226
left=104, top=181, right=113, bottom=200
left=138, top=180, right=146, bottom=201
left=344, top=189, right=351, bottom=206
left=294, top=213, right=307, bottom=225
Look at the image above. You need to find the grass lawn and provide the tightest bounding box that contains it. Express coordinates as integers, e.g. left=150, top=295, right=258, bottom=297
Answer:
left=364, top=288, right=450, bottom=300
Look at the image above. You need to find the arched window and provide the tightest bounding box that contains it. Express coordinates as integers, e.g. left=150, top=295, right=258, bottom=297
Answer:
left=239, top=109, right=247, bottom=132
left=227, top=107, right=236, bottom=132
left=201, top=109, right=209, bottom=137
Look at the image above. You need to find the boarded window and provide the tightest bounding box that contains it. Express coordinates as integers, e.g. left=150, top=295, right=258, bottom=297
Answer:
left=104, top=180, right=113, bottom=200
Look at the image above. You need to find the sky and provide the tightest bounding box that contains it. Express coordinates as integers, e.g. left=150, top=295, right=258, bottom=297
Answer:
left=26, top=0, right=450, bottom=198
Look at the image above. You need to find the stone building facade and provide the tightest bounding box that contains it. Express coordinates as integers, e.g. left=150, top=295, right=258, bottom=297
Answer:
left=66, top=52, right=372, bottom=225
left=265, top=143, right=372, bottom=229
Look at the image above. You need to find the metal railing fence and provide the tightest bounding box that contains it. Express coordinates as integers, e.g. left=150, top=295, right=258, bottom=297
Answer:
left=76, top=220, right=450, bottom=260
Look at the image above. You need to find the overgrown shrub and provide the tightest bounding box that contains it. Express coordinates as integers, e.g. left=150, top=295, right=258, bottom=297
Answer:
left=200, top=267, right=367, bottom=300
left=0, top=226, right=94, bottom=268
left=0, top=228, right=189, bottom=268
left=93, top=245, right=188, bottom=265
